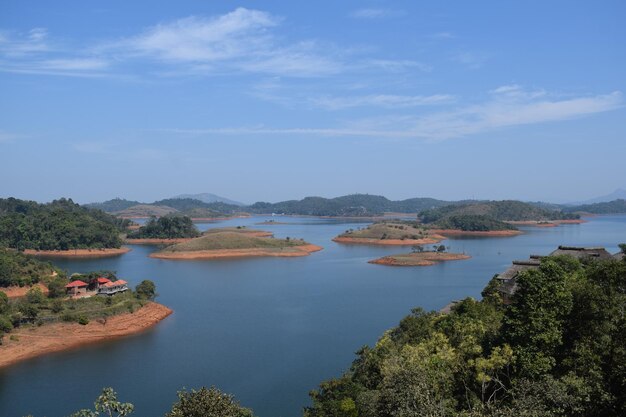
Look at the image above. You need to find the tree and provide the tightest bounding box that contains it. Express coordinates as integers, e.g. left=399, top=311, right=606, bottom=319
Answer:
left=166, top=387, right=254, bottom=417
left=70, top=387, right=134, bottom=417
left=26, top=286, right=46, bottom=304
left=135, top=280, right=156, bottom=300
left=619, top=243, right=626, bottom=254
left=48, top=276, right=68, bottom=298
left=412, top=245, right=424, bottom=253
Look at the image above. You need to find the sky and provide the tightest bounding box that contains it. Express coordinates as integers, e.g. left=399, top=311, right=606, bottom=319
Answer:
left=1, top=0, right=625, bottom=204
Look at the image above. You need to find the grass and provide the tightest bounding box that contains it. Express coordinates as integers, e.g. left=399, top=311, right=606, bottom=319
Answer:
left=38, top=291, right=145, bottom=323
left=161, top=231, right=307, bottom=252
left=338, top=222, right=428, bottom=240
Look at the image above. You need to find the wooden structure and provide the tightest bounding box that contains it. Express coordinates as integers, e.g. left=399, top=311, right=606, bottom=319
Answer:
left=97, top=279, right=129, bottom=296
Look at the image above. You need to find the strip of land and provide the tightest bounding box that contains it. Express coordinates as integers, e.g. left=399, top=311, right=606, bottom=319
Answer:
left=430, top=229, right=523, bottom=237
left=332, top=236, right=445, bottom=246
left=2, top=283, right=49, bottom=299
left=369, top=252, right=471, bottom=266
left=125, top=238, right=193, bottom=245
left=506, top=219, right=587, bottom=227
left=23, top=247, right=131, bottom=258
left=150, top=244, right=322, bottom=260
left=0, top=302, right=172, bottom=369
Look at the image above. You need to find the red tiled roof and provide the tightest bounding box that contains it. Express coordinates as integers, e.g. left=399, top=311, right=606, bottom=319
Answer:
left=96, top=277, right=111, bottom=284
left=65, top=280, right=88, bottom=288
left=102, top=280, right=128, bottom=288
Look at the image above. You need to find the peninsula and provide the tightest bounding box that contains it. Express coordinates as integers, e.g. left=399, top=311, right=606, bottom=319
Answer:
left=150, top=227, right=321, bottom=259
left=333, top=222, right=446, bottom=246
left=125, top=215, right=200, bottom=245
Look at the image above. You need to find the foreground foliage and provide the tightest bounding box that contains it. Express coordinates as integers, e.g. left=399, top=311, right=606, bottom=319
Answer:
left=305, top=255, right=626, bottom=417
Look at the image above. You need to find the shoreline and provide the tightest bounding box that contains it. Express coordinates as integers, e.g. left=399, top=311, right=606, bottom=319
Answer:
left=149, top=244, right=323, bottom=260
left=369, top=252, right=471, bottom=266
left=125, top=238, right=193, bottom=245
left=0, top=302, right=172, bottom=369
left=429, top=229, right=523, bottom=237
left=507, top=219, right=587, bottom=227
left=332, top=235, right=445, bottom=246
left=23, top=247, right=131, bottom=258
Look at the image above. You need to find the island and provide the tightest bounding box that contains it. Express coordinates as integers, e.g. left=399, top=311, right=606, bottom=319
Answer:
left=333, top=222, right=446, bottom=245
left=150, top=227, right=322, bottom=260
left=0, top=197, right=130, bottom=258
left=0, top=250, right=171, bottom=368
left=125, top=215, right=201, bottom=245
left=369, top=248, right=471, bottom=266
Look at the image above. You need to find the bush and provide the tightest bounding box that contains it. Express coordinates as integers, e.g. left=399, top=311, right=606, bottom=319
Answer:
left=0, top=315, right=13, bottom=332
left=77, top=315, right=89, bottom=325
left=135, top=280, right=157, bottom=300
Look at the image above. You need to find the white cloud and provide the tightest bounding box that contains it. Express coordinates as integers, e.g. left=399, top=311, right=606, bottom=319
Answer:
left=163, top=88, right=624, bottom=141
left=312, top=94, right=454, bottom=110
left=0, top=131, right=20, bottom=143
left=350, top=9, right=404, bottom=19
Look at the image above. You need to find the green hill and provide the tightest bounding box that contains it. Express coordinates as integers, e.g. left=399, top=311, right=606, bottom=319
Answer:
left=158, top=230, right=306, bottom=252
left=85, top=198, right=141, bottom=212
left=419, top=200, right=579, bottom=223
left=0, top=198, right=128, bottom=251
left=0, top=248, right=63, bottom=287
left=248, top=194, right=451, bottom=216
left=563, top=199, right=626, bottom=214
left=127, top=216, right=200, bottom=239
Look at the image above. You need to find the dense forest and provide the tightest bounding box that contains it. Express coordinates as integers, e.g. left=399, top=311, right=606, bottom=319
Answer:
left=563, top=199, right=626, bottom=214
left=304, top=253, right=626, bottom=417
left=127, top=216, right=200, bottom=239
left=0, top=248, right=62, bottom=287
left=434, top=214, right=518, bottom=231
left=0, top=198, right=128, bottom=250
left=248, top=194, right=452, bottom=216
left=419, top=200, right=580, bottom=224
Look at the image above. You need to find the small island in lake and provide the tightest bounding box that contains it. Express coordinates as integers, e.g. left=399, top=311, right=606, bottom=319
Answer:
left=0, top=250, right=171, bottom=368
left=369, top=247, right=471, bottom=266
left=333, top=222, right=446, bottom=246
left=125, top=215, right=201, bottom=245
left=150, top=227, right=322, bottom=259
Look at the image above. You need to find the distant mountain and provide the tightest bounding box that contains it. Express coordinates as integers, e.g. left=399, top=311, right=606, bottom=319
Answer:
left=563, top=199, right=626, bottom=214
left=248, top=194, right=451, bottom=216
left=569, top=188, right=626, bottom=205
left=172, top=193, right=245, bottom=206
left=86, top=198, right=142, bottom=213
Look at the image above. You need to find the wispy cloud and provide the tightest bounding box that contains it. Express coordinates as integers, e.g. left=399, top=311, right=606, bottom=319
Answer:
left=312, top=94, right=454, bottom=110
left=0, top=131, right=20, bottom=144
left=350, top=9, right=404, bottom=19
left=162, top=87, right=624, bottom=141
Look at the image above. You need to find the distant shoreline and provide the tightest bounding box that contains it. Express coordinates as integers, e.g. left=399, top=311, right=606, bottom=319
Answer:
left=0, top=302, right=172, bottom=369
left=369, top=252, right=471, bottom=266
left=23, top=247, right=131, bottom=258
left=149, top=244, right=323, bottom=260
left=125, top=238, right=193, bottom=245
left=332, top=236, right=445, bottom=246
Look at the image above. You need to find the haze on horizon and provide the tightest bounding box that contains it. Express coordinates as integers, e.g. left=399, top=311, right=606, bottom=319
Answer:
left=1, top=1, right=625, bottom=205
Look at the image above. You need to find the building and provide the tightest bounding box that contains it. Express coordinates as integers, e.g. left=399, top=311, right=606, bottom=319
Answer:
left=97, top=279, right=129, bottom=296
left=549, top=245, right=613, bottom=260
left=95, top=277, right=111, bottom=289
left=65, top=280, right=88, bottom=296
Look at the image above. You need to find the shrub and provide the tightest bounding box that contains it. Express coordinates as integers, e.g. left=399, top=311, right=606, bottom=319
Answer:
left=77, top=315, right=89, bottom=325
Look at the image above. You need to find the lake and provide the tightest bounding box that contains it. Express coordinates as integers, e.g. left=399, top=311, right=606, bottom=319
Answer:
left=1, top=215, right=625, bottom=417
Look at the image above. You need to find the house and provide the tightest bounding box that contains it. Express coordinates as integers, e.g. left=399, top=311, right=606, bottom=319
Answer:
left=95, top=277, right=111, bottom=289
left=97, top=279, right=129, bottom=296
left=549, top=245, right=613, bottom=260
left=65, top=280, right=88, bottom=296
left=495, top=258, right=541, bottom=303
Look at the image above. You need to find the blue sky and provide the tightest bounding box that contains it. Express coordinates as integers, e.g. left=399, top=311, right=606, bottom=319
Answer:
left=1, top=1, right=625, bottom=204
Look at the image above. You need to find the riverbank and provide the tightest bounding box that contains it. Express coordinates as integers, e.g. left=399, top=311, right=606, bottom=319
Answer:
left=332, top=235, right=445, bottom=246
left=507, top=219, right=587, bottom=227
left=1, top=283, right=49, bottom=299
left=430, top=229, right=523, bottom=237
left=0, top=302, right=172, bottom=369
left=149, top=244, right=323, bottom=260
left=23, top=247, right=131, bottom=258
left=125, top=238, right=193, bottom=245
left=369, top=252, right=471, bottom=266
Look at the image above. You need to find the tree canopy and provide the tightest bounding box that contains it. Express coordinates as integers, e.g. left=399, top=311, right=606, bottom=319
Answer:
left=126, top=216, right=200, bottom=239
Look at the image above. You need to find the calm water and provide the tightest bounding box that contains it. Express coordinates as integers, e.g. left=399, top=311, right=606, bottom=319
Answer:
left=1, top=215, right=625, bottom=417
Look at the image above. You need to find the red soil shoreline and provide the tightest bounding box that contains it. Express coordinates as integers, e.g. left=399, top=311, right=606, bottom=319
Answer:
left=125, top=238, right=193, bottom=245
left=430, top=229, right=523, bottom=237
left=507, top=219, right=587, bottom=227
left=369, top=252, right=471, bottom=266
left=332, top=236, right=446, bottom=246
left=0, top=302, right=172, bottom=369
left=149, top=244, right=323, bottom=260
left=1, top=283, right=49, bottom=299
left=23, top=247, right=131, bottom=258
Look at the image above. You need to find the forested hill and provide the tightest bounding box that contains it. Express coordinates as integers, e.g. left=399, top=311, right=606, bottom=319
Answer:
left=563, top=199, right=626, bottom=214
left=127, top=216, right=200, bottom=239
left=87, top=198, right=240, bottom=218
left=248, top=194, right=451, bottom=216
left=0, top=198, right=128, bottom=250
left=419, top=200, right=580, bottom=223
left=85, top=198, right=141, bottom=213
